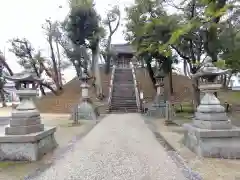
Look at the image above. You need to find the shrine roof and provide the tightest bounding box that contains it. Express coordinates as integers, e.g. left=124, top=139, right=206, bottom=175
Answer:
left=110, top=44, right=136, bottom=54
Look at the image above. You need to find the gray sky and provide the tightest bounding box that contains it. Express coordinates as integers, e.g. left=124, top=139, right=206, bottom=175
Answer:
left=0, top=0, right=182, bottom=82
left=0, top=0, right=133, bottom=81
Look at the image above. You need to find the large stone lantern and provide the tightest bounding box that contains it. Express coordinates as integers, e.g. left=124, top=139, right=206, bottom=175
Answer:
left=183, top=57, right=240, bottom=158
left=0, top=70, right=57, bottom=161
left=146, top=68, right=166, bottom=117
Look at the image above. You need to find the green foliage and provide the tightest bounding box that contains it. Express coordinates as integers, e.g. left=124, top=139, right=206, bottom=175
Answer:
left=65, top=0, right=100, bottom=46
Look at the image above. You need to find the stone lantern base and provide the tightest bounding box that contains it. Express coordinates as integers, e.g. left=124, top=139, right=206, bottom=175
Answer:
left=0, top=127, right=57, bottom=161
left=70, top=81, right=99, bottom=122
left=183, top=93, right=240, bottom=158
left=183, top=123, right=240, bottom=158
left=0, top=107, right=57, bottom=161
left=146, top=95, right=166, bottom=118
left=71, top=98, right=99, bottom=122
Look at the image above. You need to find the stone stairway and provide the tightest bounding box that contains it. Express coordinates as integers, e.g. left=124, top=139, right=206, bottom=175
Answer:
left=109, top=68, right=138, bottom=113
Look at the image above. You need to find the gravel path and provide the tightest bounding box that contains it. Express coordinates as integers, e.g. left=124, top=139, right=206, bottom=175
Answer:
left=31, top=113, right=186, bottom=180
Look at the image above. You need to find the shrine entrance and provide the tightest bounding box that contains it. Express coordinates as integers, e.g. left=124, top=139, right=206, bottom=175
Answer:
left=110, top=44, right=135, bottom=68
left=115, top=54, right=133, bottom=68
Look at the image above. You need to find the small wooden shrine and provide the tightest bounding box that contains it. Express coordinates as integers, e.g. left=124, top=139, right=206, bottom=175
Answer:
left=110, top=44, right=136, bottom=68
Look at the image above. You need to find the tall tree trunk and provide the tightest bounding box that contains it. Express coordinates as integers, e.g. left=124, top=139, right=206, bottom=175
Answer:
left=0, top=54, right=14, bottom=76
left=105, top=35, right=112, bottom=74
left=41, top=82, right=58, bottom=95
left=55, top=41, right=63, bottom=87
left=0, top=90, right=6, bottom=107
left=48, top=38, right=61, bottom=90
left=146, top=60, right=156, bottom=90
left=168, top=68, right=173, bottom=95
left=141, top=58, right=145, bottom=68
left=39, top=85, right=46, bottom=96
left=192, top=79, right=200, bottom=110
left=92, top=44, right=104, bottom=99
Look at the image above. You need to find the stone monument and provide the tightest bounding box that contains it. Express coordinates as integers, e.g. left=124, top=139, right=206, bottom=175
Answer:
left=183, top=58, right=240, bottom=158
left=146, top=68, right=166, bottom=117
left=71, top=69, right=98, bottom=122
left=0, top=70, right=57, bottom=161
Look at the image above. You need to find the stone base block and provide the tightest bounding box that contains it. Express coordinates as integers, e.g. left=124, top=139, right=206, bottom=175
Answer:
left=193, top=119, right=231, bottom=129
left=5, top=124, right=44, bottom=135
left=195, top=112, right=228, bottom=121
left=12, top=109, right=40, bottom=118
left=183, top=123, right=240, bottom=159
left=71, top=101, right=99, bottom=121
left=146, top=106, right=165, bottom=118
left=0, top=127, right=57, bottom=161
left=10, top=116, right=41, bottom=127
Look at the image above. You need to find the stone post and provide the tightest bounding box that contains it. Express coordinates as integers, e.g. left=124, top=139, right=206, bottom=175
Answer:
left=164, top=100, right=175, bottom=125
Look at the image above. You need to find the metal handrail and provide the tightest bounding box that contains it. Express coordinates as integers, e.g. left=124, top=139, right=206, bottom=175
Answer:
left=108, top=65, right=116, bottom=109
left=130, top=62, right=141, bottom=112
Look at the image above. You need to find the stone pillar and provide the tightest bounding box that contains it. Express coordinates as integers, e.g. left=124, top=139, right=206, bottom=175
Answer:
left=81, top=82, right=90, bottom=100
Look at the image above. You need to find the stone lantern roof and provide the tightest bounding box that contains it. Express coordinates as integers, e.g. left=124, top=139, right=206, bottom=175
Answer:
left=193, top=58, right=230, bottom=79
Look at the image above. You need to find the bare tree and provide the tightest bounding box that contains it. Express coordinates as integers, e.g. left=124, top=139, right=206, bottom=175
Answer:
left=43, top=19, right=63, bottom=91
left=9, top=38, right=59, bottom=95
left=102, top=5, right=121, bottom=74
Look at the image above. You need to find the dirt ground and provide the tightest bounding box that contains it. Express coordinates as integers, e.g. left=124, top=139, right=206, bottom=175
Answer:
left=0, top=109, right=96, bottom=180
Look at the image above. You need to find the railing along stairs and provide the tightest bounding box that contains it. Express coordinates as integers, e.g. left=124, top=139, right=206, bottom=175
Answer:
left=130, top=62, right=141, bottom=112
left=107, top=65, right=116, bottom=112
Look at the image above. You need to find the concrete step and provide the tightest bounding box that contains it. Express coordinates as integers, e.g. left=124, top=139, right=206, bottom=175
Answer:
left=112, top=95, right=135, bottom=98
left=110, top=105, right=138, bottom=109
left=110, top=107, right=138, bottom=110
left=114, top=79, right=133, bottom=82
left=113, top=89, right=135, bottom=93
left=111, top=98, right=136, bottom=101
left=111, top=103, right=137, bottom=107
left=109, top=109, right=138, bottom=113
left=109, top=109, right=139, bottom=113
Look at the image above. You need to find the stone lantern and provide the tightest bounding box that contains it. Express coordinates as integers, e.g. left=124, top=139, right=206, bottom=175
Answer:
left=183, top=57, right=240, bottom=158
left=146, top=68, right=166, bottom=117
left=0, top=70, right=57, bottom=161
left=71, top=65, right=98, bottom=122
left=155, top=68, right=165, bottom=98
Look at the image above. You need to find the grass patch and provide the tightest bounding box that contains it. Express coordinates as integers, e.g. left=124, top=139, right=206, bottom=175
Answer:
left=0, top=161, right=28, bottom=169
left=219, top=91, right=240, bottom=104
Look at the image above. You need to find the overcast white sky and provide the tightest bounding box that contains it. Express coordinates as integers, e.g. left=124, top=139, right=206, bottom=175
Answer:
left=0, top=0, right=135, bottom=81
left=0, top=0, right=181, bottom=82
